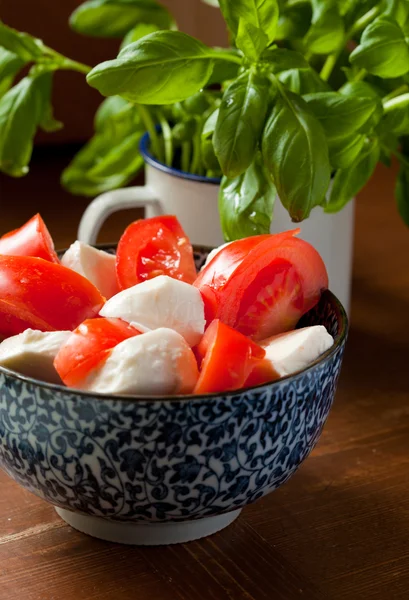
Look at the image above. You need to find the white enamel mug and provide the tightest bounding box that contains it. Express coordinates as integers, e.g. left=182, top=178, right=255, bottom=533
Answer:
left=78, top=133, right=355, bottom=312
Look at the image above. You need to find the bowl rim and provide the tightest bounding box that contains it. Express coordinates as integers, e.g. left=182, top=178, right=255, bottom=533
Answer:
left=0, top=278, right=348, bottom=403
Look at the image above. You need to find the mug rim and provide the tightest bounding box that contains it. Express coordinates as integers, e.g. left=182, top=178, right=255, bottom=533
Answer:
left=139, top=132, right=221, bottom=186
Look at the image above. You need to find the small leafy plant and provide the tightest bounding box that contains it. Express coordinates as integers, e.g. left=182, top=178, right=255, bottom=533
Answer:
left=0, top=0, right=409, bottom=240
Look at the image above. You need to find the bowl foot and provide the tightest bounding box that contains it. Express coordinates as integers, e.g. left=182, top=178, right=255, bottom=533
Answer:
left=55, top=507, right=241, bottom=545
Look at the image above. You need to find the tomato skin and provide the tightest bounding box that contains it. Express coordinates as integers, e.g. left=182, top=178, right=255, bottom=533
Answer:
left=116, top=215, right=197, bottom=290
left=193, top=319, right=265, bottom=394
left=54, top=317, right=140, bottom=387
left=196, top=231, right=328, bottom=340
left=0, top=214, right=59, bottom=263
left=194, top=230, right=300, bottom=324
left=0, top=256, right=105, bottom=338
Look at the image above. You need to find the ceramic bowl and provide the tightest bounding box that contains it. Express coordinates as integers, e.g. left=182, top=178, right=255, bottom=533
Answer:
left=0, top=247, right=348, bottom=545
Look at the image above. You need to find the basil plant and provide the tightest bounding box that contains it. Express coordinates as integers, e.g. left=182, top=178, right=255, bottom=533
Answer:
left=0, top=0, right=409, bottom=240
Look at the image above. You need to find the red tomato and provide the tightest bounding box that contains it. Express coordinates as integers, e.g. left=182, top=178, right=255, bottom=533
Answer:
left=196, top=232, right=328, bottom=340
left=0, top=256, right=105, bottom=338
left=193, top=319, right=265, bottom=394
left=194, top=234, right=271, bottom=323
left=244, top=359, right=280, bottom=388
left=0, top=214, right=59, bottom=263
left=116, top=215, right=197, bottom=290
left=54, top=317, right=140, bottom=387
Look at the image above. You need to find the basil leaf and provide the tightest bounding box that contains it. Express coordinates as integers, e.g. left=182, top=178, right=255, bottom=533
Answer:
left=214, top=69, right=271, bottom=178
left=340, top=80, right=384, bottom=128
left=303, top=91, right=377, bottom=139
left=218, top=0, right=279, bottom=44
left=326, top=138, right=380, bottom=213
left=94, top=95, right=131, bottom=131
left=172, top=119, right=197, bottom=143
left=183, top=91, right=213, bottom=115
left=304, top=0, right=344, bottom=54
left=88, top=131, right=143, bottom=177
left=219, top=157, right=276, bottom=240
left=0, top=74, right=46, bottom=176
left=276, top=3, right=312, bottom=40
left=202, top=109, right=220, bottom=170
left=379, top=97, right=409, bottom=135
left=396, top=163, right=409, bottom=226
left=35, top=71, right=63, bottom=132
left=0, top=48, right=25, bottom=98
left=69, top=0, right=172, bottom=38
left=278, top=67, right=330, bottom=94
left=262, top=89, right=331, bottom=221
left=0, top=21, right=45, bottom=61
left=120, top=23, right=162, bottom=49
left=350, top=17, right=409, bottom=78
left=203, top=108, right=219, bottom=139
left=236, top=20, right=269, bottom=62
left=328, top=132, right=366, bottom=169
left=261, top=48, right=309, bottom=72
left=87, top=31, right=215, bottom=104
left=202, top=0, right=219, bottom=6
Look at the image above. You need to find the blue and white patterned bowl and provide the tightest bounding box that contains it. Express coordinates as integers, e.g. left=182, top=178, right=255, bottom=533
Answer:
left=0, top=247, right=348, bottom=545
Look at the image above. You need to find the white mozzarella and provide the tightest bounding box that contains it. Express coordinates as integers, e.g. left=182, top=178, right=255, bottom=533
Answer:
left=79, top=328, right=199, bottom=396
left=100, top=275, right=205, bottom=347
left=0, top=329, right=71, bottom=383
left=201, top=242, right=232, bottom=270
left=261, top=325, right=334, bottom=377
left=61, top=241, right=118, bottom=299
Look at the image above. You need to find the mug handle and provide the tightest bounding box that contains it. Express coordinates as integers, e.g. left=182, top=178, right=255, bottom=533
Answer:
left=77, top=186, right=161, bottom=245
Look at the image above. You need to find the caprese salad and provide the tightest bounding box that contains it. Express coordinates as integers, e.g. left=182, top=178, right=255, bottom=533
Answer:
left=0, top=214, right=333, bottom=396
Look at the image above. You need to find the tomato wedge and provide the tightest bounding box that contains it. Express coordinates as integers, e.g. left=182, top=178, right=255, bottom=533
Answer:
left=116, top=215, right=197, bottom=290
left=193, top=319, right=265, bottom=394
left=0, top=256, right=105, bottom=338
left=0, top=214, right=59, bottom=263
left=195, top=232, right=328, bottom=340
left=54, top=317, right=141, bottom=387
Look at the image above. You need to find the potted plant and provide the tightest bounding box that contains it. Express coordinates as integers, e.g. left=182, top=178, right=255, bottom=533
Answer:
left=0, top=0, right=408, bottom=311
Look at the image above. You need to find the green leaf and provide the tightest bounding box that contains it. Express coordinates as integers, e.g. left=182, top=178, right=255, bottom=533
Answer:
left=0, top=74, right=47, bottom=176
left=276, top=2, right=312, bottom=40
left=62, top=93, right=144, bottom=196
left=339, top=80, right=384, bottom=128
left=202, top=0, right=219, bottom=6
left=326, top=138, right=380, bottom=212
left=35, top=72, right=63, bottom=132
left=214, top=69, right=271, bottom=178
left=350, top=16, right=409, bottom=78
left=120, top=23, right=162, bottom=49
left=87, top=31, right=215, bottom=104
left=219, top=156, right=276, bottom=240
left=201, top=109, right=220, bottom=170
left=302, top=91, right=377, bottom=139
left=261, top=47, right=309, bottom=71
left=379, top=95, right=409, bottom=135
left=0, top=48, right=25, bottom=98
left=328, top=132, right=366, bottom=169
left=69, top=0, right=172, bottom=38
left=262, top=89, right=331, bottom=221
left=218, top=0, right=279, bottom=44
left=236, top=20, right=269, bottom=62
left=278, top=67, right=330, bottom=94
left=183, top=91, right=213, bottom=115
left=304, top=0, right=344, bottom=54
left=172, top=119, right=197, bottom=143
left=0, top=21, right=45, bottom=61
left=88, top=131, right=143, bottom=177
left=396, top=162, right=409, bottom=226
left=203, top=108, right=219, bottom=139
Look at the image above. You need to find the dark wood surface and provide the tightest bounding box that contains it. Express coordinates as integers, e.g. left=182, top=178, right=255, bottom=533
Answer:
left=1, top=147, right=409, bottom=600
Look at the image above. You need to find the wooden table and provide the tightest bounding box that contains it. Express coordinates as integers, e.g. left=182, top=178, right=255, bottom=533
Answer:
left=1, top=147, right=409, bottom=600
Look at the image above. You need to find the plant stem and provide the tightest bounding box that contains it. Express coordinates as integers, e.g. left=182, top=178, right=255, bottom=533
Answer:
left=320, top=5, right=381, bottom=81
left=353, top=68, right=367, bottom=82
left=383, top=143, right=409, bottom=168
left=157, top=110, right=173, bottom=167
left=383, top=84, right=409, bottom=102
left=136, top=104, right=164, bottom=163
left=212, top=51, right=242, bottom=65
left=182, top=142, right=191, bottom=172
left=190, top=122, right=203, bottom=175
left=383, top=93, right=409, bottom=113
left=43, top=47, right=92, bottom=74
